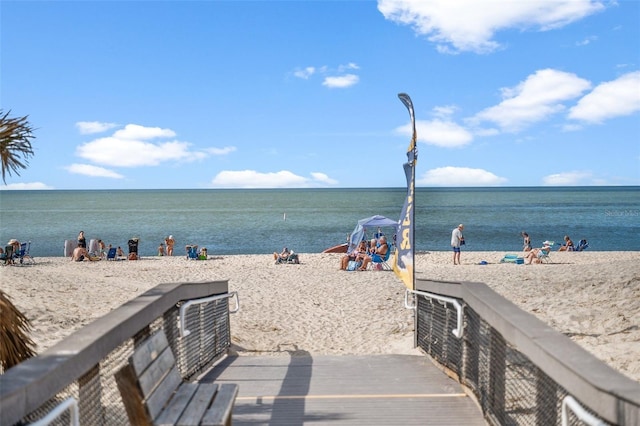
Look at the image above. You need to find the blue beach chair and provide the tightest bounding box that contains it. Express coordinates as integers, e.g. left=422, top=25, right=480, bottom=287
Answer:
left=576, top=239, right=589, bottom=251
left=15, top=241, right=35, bottom=265
left=186, top=245, right=198, bottom=260
left=370, top=244, right=392, bottom=270
left=106, top=247, right=117, bottom=260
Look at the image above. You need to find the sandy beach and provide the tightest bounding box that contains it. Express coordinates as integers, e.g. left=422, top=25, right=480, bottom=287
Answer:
left=1, top=251, right=638, bottom=382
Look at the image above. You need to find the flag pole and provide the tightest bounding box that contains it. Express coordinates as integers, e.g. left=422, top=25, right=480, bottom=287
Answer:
left=393, top=93, right=418, bottom=291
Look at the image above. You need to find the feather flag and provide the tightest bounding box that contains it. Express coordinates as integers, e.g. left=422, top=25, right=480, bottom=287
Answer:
left=393, top=93, right=418, bottom=290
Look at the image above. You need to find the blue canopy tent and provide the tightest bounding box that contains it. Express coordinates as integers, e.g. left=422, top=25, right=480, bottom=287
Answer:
left=347, top=215, right=399, bottom=254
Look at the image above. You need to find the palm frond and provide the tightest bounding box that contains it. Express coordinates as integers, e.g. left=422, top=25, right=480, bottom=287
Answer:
left=0, top=290, right=36, bottom=373
left=0, top=109, right=36, bottom=184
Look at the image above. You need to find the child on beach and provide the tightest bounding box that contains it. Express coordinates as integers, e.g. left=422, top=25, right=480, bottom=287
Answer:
left=158, top=243, right=165, bottom=256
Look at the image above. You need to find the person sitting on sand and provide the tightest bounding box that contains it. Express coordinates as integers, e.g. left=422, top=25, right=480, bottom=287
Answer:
left=71, top=246, right=90, bottom=262
left=116, top=246, right=125, bottom=258
left=2, top=240, right=19, bottom=265
left=524, top=245, right=551, bottom=264
left=340, top=241, right=367, bottom=270
left=274, top=247, right=290, bottom=262
left=358, top=236, right=389, bottom=270
left=558, top=235, right=574, bottom=251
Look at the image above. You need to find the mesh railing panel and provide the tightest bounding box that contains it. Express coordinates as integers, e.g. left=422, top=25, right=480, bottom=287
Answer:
left=173, top=297, right=230, bottom=380
left=17, top=296, right=231, bottom=426
left=416, top=295, right=462, bottom=375
left=416, top=293, right=601, bottom=426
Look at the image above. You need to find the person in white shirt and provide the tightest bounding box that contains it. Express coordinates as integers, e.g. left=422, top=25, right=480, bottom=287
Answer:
left=451, top=224, right=464, bottom=265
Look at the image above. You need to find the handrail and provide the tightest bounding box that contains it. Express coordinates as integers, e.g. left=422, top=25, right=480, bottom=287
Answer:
left=562, top=396, right=608, bottom=426
left=0, top=281, right=230, bottom=426
left=405, top=288, right=464, bottom=338
left=29, top=397, right=79, bottom=426
left=179, top=291, right=240, bottom=337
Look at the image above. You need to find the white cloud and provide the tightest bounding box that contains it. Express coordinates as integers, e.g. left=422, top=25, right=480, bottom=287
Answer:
left=76, top=124, right=207, bottom=167
left=338, top=62, right=360, bottom=72
left=113, top=124, right=176, bottom=140
left=543, top=171, right=593, bottom=185
left=206, top=146, right=237, bottom=155
left=322, top=74, right=359, bottom=88
left=418, top=166, right=508, bottom=186
left=65, top=163, right=124, bottom=179
left=377, top=0, right=606, bottom=54
left=210, top=170, right=338, bottom=188
left=75, top=121, right=118, bottom=134
left=421, top=119, right=473, bottom=147
left=432, top=105, right=458, bottom=118
left=77, top=137, right=200, bottom=167
left=310, top=172, right=338, bottom=185
left=568, top=71, right=640, bottom=123
left=293, top=67, right=316, bottom=79
left=473, top=69, right=591, bottom=132
left=395, top=104, right=474, bottom=148
left=576, top=35, right=598, bottom=46
left=397, top=119, right=472, bottom=148
left=292, top=63, right=361, bottom=88
left=0, top=182, right=54, bottom=190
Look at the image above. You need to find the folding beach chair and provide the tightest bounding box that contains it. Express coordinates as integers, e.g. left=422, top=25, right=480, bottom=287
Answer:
left=15, top=242, right=35, bottom=265
left=575, top=239, right=589, bottom=251
left=106, top=247, right=117, bottom=261
left=369, top=244, right=392, bottom=270
left=186, top=245, right=198, bottom=260
left=537, top=246, right=552, bottom=263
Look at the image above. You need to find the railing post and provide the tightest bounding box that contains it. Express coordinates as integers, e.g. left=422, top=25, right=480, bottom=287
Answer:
left=462, top=310, right=479, bottom=391
left=488, top=328, right=506, bottom=424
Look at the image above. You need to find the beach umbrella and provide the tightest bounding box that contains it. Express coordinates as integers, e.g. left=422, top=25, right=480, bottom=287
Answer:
left=0, top=290, right=36, bottom=373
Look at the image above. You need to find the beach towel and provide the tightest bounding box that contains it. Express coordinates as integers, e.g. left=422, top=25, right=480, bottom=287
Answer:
left=347, top=260, right=360, bottom=271
left=500, top=254, right=523, bottom=264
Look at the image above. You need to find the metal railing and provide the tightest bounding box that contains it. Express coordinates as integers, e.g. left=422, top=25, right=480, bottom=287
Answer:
left=411, top=278, right=640, bottom=426
left=0, top=280, right=236, bottom=426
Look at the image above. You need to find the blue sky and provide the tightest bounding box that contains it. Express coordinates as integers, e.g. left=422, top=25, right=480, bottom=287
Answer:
left=1, top=0, right=639, bottom=190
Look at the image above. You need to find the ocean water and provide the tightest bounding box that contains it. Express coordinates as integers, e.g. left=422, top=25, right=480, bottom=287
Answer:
left=0, top=187, right=638, bottom=257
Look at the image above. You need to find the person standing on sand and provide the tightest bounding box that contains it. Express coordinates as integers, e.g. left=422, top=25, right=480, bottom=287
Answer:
left=77, top=231, right=86, bottom=249
left=521, top=232, right=532, bottom=252
left=98, top=239, right=106, bottom=258
left=451, top=224, right=464, bottom=265
left=165, top=235, right=175, bottom=256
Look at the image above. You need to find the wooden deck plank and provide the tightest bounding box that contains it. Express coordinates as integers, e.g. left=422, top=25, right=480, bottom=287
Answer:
left=200, top=355, right=485, bottom=425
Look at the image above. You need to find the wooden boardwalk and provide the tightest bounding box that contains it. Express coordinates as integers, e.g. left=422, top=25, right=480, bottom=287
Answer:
left=200, top=354, right=485, bottom=425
